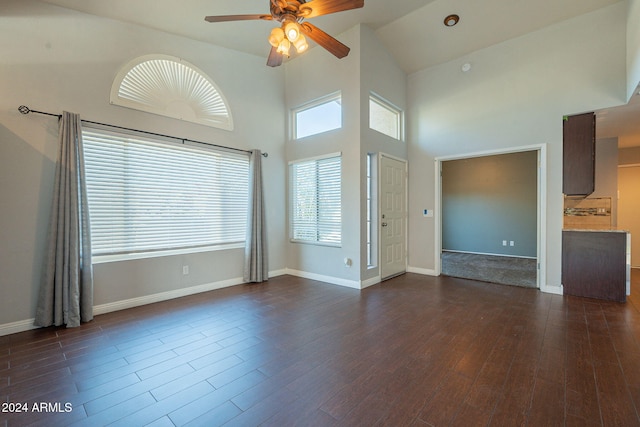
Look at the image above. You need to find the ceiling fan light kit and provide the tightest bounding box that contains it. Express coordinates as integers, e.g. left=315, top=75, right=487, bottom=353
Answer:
left=284, top=19, right=301, bottom=42
left=205, top=0, right=365, bottom=67
left=293, top=35, right=309, bottom=53
left=277, top=38, right=291, bottom=56
left=268, top=27, right=285, bottom=47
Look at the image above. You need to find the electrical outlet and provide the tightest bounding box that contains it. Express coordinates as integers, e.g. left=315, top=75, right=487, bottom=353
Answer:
left=182, top=265, right=189, bottom=275
left=502, top=240, right=507, bottom=246
left=510, top=241, right=515, bottom=247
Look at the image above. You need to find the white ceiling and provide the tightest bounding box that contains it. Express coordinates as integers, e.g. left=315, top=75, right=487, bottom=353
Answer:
left=596, top=88, right=640, bottom=149
left=41, top=0, right=620, bottom=73
left=39, top=0, right=639, bottom=147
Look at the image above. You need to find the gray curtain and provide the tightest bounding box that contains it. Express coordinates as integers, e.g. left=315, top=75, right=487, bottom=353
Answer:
left=243, top=149, right=268, bottom=282
left=34, top=112, right=93, bottom=328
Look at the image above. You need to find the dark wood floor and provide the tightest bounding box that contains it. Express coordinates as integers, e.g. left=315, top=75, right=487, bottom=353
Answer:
left=2, top=271, right=640, bottom=427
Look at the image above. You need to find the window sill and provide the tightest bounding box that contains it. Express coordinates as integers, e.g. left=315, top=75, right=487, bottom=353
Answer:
left=289, top=239, right=341, bottom=248
left=92, top=242, right=245, bottom=264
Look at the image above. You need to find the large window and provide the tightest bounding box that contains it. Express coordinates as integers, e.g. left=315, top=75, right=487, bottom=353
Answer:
left=293, top=92, right=342, bottom=140
left=82, top=128, right=249, bottom=259
left=369, top=93, right=402, bottom=140
left=289, top=153, right=342, bottom=246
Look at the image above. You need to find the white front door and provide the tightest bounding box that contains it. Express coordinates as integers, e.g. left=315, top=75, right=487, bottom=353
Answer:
left=380, top=155, right=407, bottom=280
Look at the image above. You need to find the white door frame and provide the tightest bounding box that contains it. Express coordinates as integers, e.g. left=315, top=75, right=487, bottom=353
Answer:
left=379, top=152, right=408, bottom=280
left=434, top=144, right=548, bottom=291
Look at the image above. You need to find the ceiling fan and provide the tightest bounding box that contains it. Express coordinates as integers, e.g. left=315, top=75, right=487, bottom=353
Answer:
left=205, top=0, right=365, bottom=67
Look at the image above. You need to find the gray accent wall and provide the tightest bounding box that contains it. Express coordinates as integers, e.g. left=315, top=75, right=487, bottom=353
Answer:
left=442, top=151, right=538, bottom=258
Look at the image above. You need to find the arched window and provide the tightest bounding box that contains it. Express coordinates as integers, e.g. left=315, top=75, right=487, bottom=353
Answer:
left=110, top=54, right=233, bottom=131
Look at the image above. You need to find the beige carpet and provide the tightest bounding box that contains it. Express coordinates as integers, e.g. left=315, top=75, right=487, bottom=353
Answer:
left=441, top=251, right=537, bottom=288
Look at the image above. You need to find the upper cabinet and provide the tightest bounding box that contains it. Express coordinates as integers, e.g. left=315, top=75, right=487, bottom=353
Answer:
left=563, top=112, right=595, bottom=196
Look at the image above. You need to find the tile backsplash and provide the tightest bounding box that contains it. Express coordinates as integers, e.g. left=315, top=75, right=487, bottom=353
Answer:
left=563, top=197, right=612, bottom=229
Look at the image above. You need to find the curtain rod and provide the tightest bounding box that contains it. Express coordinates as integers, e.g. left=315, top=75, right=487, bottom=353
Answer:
left=17, top=105, right=268, bottom=157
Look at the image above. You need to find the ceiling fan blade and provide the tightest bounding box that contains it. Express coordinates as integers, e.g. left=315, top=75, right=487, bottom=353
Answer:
left=300, top=22, right=350, bottom=59
left=267, top=46, right=284, bottom=67
left=204, top=14, right=272, bottom=23
left=300, top=0, right=364, bottom=19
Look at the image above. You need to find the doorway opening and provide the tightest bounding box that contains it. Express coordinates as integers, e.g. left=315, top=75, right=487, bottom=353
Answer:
left=435, top=145, right=547, bottom=290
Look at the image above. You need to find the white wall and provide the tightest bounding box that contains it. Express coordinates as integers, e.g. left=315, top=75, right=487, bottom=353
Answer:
left=284, top=25, right=407, bottom=287
left=407, top=4, right=627, bottom=290
left=284, top=27, right=362, bottom=287
left=0, top=0, right=286, bottom=329
left=358, top=26, right=407, bottom=281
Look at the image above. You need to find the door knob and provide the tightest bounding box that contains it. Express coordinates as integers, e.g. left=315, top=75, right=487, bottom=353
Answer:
left=381, top=222, right=388, bottom=227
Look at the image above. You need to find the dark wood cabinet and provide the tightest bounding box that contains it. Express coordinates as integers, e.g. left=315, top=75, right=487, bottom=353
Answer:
left=563, top=112, right=595, bottom=196
left=562, top=231, right=627, bottom=302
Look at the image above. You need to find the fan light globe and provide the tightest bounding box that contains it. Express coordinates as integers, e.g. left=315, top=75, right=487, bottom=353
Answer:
left=268, top=27, right=285, bottom=47
left=284, top=21, right=300, bottom=42
left=293, top=34, right=308, bottom=53
left=276, top=38, right=290, bottom=56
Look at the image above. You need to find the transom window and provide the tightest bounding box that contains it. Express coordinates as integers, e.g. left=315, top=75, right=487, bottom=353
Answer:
left=82, top=128, right=249, bottom=260
left=293, top=92, right=342, bottom=140
left=289, top=153, right=342, bottom=246
left=369, top=93, right=402, bottom=140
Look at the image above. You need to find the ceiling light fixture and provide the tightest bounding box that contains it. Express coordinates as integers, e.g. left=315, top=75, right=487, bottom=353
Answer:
left=268, top=28, right=285, bottom=48
left=276, top=38, right=291, bottom=56
left=204, top=0, right=363, bottom=67
left=444, top=14, right=460, bottom=27
left=293, top=34, right=309, bottom=53
left=284, top=18, right=300, bottom=42
left=267, top=16, right=308, bottom=58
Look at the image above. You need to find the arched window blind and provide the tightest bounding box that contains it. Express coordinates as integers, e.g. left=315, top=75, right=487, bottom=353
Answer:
left=110, top=54, right=234, bottom=131
left=82, top=128, right=249, bottom=258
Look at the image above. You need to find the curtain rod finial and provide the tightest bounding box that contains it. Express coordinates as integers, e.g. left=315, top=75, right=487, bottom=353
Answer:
left=262, top=152, right=268, bottom=158
left=18, top=105, right=31, bottom=115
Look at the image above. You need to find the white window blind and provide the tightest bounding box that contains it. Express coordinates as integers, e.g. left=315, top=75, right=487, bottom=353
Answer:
left=82, top=129, right=249, bottom=257
left=289, top=154, right=342, bottom=245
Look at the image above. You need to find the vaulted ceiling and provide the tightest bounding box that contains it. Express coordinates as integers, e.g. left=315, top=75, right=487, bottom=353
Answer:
left=40, top=0, right=639, bottom=147
left=41, top=0, right=620, bottom=73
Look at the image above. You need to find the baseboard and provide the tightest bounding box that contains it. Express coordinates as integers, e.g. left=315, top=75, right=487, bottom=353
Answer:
left=268, top=268, right=288, bottom=278
left=0, top=318, right=38, bottom=336
left=94, top=277, right=245, bottom=316
left=541, top=284, right=563, bottom=295
left=284, top=269, right=361, bottom=290
left=0, top=272, right=293, bottom=337
left=407, top=266, right=438, bottom=276
left=361, top=276, right=381, bottom=289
